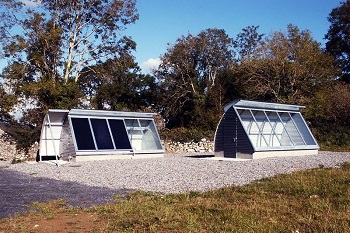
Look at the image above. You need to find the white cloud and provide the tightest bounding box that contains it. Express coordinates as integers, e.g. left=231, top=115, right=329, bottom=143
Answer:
left=20, top=0, right=41, bottom=7
left=141, top=58, right=161, bottom=74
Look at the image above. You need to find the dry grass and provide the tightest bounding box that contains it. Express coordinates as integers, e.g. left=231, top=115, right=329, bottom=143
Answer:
left=1, top=162, right=350, bottom=232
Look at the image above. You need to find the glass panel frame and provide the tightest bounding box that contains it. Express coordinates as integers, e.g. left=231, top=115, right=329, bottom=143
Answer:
left=69, top=114, right=164, bottom=154
left=236, top=107, right=318, bottom=151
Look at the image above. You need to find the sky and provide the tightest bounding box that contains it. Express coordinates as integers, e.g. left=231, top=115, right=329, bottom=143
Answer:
left=125, top=0, right=342, bottom=73
left=0, top=0, right=343, bottom=74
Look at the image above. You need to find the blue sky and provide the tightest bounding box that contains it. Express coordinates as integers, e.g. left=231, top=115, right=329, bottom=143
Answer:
left=0, top=0, right=343, bottom=74
left=125, top=0, right=342, bottom=73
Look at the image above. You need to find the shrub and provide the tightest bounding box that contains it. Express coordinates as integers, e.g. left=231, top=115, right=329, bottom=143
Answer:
left=2, top=122, right=40, bottom=153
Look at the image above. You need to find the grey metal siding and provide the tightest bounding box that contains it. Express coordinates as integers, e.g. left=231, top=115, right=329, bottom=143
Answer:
left=232, top=108, right=254, bottom=155
left=214, top=117, right=224, bottom=152
left=215, top=107, right=254, bottom=158
left=223, top=107, right=238, bottom=158
left=59, top=117, right=76, bottom=161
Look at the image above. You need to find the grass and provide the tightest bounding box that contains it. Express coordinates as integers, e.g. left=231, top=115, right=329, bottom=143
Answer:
left=1, top=162, right=350, bottom=232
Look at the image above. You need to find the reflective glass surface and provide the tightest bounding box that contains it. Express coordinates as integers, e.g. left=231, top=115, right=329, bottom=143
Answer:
left=108, top=119, right=132, bottom=149
left=91, top=119, right=114, bottom=149
left=71, top=118, right=95, bottom=150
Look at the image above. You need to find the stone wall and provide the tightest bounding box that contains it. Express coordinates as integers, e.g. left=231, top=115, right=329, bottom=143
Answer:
left=164, top=138, right=214, bottom=153
left=0, top=128, right=38, bottom=163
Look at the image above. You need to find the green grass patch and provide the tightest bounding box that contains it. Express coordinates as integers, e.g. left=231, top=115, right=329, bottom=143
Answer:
left=1, top=163, right=350, bottom=232
left=93, top=162, right=350, bottom=232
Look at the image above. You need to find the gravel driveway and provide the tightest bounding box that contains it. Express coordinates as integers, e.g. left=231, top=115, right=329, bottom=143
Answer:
left=1, top=152, right=350, bottom=218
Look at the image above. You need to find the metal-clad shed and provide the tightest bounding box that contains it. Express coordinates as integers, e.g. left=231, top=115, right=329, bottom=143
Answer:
left=39, top=109, right=164, bottom=162
left=214, top=100, right=319, bottom=159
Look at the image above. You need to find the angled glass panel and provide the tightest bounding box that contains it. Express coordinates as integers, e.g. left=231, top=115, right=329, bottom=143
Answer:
left=238, top=110, right=256, bottom=146
left=252, top=111, right=269, bottom=147
left=279, top=112, right=306, bottom=146
left=139, top=120, right=163, bottom=150
left=291, top=113, right=317, bottom=145
left=108, top=119, right=132, bottom=149
left=265, top=112, right=282, bottom=147
left=124, top=119, right=143, bottom=135
left=90, top=119, right=114, bottom=149
left=71, top=118, right=95, bottom=150
left=278, top=112, right=294, bottom=146
left=239, top=110, right=254, bottom=132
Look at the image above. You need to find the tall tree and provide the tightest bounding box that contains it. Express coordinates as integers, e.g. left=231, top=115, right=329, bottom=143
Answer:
left=0, top=14, right=81, bottom=115
left=325, top=0, right=350, bottom=83
left=78, top=53, right=159, bottom=111
left=238, top=24, right=338, bottom=104
left=0, top=0, right=138, bottom=115
left=0, top=0, right=139, bottom=83
left=155, top=28, right=235, bottom=128
left=234, top=25, right=264, bottom=61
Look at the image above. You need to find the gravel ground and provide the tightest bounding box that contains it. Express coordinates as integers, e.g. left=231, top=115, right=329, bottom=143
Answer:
left=1, top=151, right=350, bottom=218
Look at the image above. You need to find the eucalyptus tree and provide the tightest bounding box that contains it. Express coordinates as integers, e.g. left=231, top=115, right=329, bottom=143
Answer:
left=0, top=0, right=139, bottom=83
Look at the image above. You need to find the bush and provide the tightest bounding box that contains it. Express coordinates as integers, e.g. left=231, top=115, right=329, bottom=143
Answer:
left=2, top=123, right=40, bottom=153
left=305, top=83, right=350, bottom=150
left=313, top=125, right=350, bottom=151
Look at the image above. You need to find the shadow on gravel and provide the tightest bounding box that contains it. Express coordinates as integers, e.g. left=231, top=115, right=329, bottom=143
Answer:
left=0, top=168, right=134, bottom=219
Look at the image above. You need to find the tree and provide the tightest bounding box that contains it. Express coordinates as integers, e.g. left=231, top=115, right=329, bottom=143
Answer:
left=234, top=25, right=264, bottom=61
left=1, top=18, right=82, bottom=115
left=78, top=53, right=159, bottom=111
left=0, top=0, right=139, bottom=83
left=0, top=0, right=138, bottom=115
left=0, top=84, right=16, bottom=122
left=325, top=0, right=350, bottom=82
left=238, top=24, right=338, bottom=104
left=155, top=28, right=235, bottom=128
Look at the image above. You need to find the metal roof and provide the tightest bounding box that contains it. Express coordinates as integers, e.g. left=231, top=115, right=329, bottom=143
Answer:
left=224, top=99, right=305, bottom=112
left=68, top=109, right=156, bottom=118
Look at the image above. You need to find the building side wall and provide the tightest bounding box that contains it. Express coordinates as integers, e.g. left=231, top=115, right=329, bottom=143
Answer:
left=59, top=118, right=76, bottom=161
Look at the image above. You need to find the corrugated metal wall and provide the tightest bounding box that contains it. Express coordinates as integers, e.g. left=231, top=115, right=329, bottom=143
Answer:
left=215, top=107, right=254, bottom=158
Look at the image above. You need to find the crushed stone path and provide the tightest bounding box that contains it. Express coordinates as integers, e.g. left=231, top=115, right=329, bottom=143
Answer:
left=1, top=151, right=350, bottom=219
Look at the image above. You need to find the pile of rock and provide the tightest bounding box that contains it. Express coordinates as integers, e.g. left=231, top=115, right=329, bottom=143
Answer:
left=0, top=128, right=38, bottom=163
left=164, top=138, right=214, bottom=153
